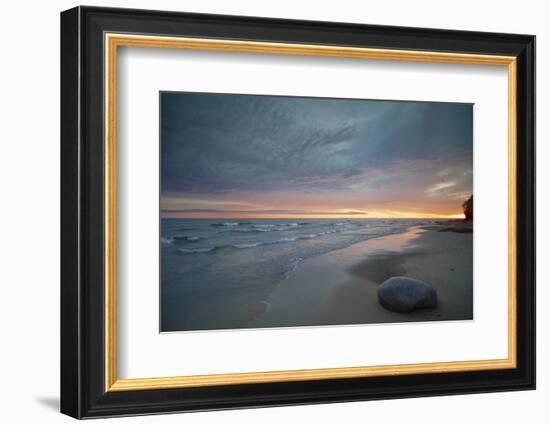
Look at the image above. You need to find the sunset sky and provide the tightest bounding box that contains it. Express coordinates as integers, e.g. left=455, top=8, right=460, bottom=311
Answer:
left=161, top=92, right=472, bottom=219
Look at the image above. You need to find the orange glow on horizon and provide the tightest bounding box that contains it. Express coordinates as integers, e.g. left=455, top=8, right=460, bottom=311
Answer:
left=161, top=211, right=466, bottom=220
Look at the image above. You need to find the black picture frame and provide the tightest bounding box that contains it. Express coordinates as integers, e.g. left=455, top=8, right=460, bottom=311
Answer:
left=61, top=5, right=535, bottom=419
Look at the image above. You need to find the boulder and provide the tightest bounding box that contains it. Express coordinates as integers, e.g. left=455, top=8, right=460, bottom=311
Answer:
left=377, top=277, right=437, bottom=313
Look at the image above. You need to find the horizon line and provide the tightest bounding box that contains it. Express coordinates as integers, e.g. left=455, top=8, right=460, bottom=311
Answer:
left=160, top=214, right=465, bottom=220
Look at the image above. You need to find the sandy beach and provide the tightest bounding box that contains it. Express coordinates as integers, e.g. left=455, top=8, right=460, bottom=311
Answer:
left=249, top=222, right=473, bottom=328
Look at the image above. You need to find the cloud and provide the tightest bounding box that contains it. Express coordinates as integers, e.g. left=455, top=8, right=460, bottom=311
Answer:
left=162, top=209, right=369, bottom=216
left=160, top=92, right=473, bottom=213
left=161, top=196, right=262, bottom=210
left=426, top=181, right=457, bottom=194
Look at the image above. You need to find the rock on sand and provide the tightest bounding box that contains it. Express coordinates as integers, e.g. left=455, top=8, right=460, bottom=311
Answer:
left=377, top=277, right=438, bottom=313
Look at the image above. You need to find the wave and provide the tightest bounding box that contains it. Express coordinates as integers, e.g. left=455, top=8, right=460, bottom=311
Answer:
left=209, top=221, right=314, bottom=228
left=178, top=247, right=217, bottom=254
left=177, top=231, right=338, bottom=254
left=227, top=228, right=270, bottom=233
left=211, top=222, right=251, bottom=227
left=177, top=242, right=268, bottom=254
left=173, top=235, right=204, bottom=243
left=234, top=237, right=298, bottom=249
left=229, top=223, right=307, bottom=233
left=283, top=256, right=303, bottom=280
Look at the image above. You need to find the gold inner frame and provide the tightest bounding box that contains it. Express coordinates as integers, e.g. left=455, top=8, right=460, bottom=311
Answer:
left=104, top=33, right=518, bottom=392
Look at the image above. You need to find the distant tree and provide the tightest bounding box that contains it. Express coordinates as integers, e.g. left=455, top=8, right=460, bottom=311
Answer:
left=463, top=195, right=473, bottom=221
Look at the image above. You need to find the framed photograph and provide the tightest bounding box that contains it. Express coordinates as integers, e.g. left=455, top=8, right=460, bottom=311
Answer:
left=60, top=6, right=535, bottom=419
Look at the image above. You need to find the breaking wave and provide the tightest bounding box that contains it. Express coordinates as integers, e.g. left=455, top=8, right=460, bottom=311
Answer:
left=176, top=231, right=339, bottom=254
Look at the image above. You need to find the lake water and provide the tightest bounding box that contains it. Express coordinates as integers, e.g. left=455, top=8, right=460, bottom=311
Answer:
left=160, top=218, right=434, bottom=331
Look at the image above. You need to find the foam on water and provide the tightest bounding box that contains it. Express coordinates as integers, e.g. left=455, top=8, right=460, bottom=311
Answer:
left=161, top=218, right=436, bottom=331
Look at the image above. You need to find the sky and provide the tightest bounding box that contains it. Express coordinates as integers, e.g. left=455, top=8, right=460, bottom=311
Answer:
left=160, top=92, right=473, bottom=219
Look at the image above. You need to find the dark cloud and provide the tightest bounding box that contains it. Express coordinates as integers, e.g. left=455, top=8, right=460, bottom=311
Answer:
left=162, top=209, right=369, bottom=215
left=161, top=92, right=472, bottom=199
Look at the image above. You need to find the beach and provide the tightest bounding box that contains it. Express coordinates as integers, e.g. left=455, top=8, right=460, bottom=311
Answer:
left=250, top=222, right=473, bottom=328
left=161, top=218, right=473, bottom=331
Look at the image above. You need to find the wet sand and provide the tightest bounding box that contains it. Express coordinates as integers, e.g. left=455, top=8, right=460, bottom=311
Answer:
left=249, top=223, right=473, bottom=328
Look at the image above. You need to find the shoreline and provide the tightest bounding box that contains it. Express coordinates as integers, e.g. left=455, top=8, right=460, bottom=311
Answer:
left=249, top=222, right=473, bottom=328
